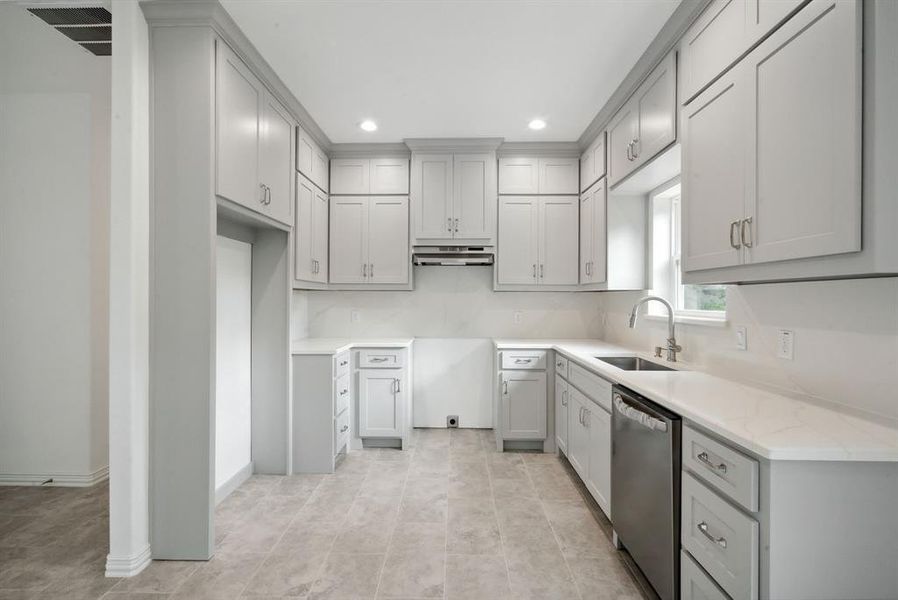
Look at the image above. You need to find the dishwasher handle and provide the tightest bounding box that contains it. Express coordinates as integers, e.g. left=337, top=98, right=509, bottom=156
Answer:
left=614, top=394, right=669, bottom=433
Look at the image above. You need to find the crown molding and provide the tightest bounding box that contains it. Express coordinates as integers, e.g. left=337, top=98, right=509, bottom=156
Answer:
left=577, top=0, right=712, bottom=150
left=329, top=143, right=411, bottom=159
left=497, top=141, right=581, bottom=158
left=404, top=137, right=504, bottom=153
left=140, top=0, right=332, bottom=151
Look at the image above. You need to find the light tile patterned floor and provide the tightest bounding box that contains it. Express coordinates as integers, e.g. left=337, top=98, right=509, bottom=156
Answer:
left=0, top=428, right=647, bottom=599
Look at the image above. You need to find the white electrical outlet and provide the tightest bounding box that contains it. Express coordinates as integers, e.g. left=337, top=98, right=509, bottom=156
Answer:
left=351, top=310, right=360, bottom=323
left=513, top=311, right=523, bottom=324
left=776, top=329, right=794, bottom=360
left=735, top=325, right=748, bottom=351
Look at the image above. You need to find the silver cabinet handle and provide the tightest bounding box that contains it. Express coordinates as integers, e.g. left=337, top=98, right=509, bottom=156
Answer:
left=697, top=451, right=728, bottom=474
left=395, top=378, right=401, bottom=393
left=454, top=218, right=459, bottom=233
left=584, top=408, right=590, bottom=428
left=697, top=522, right=727, bottom=549
left=369, top=357, right=389, bottom=363
left=266, top=185, right=272, bottom=205
left=561, top=390, right=567, bottom=406
left=369, top=263, right=374, bottom=279
left=632, top=138, right=640, bottom=160
left=339, top=388, right=348, bottom=396
left=503, top=379, right=508, bottom=395
left=339, top=360, right=348, bottom=367
left=585, top=261, right=591, bottom=277
left=514, top=358, right=531, bottom=364
left=626, top=141, right=632, bottom=162
left=539, top=264, right=544, bottom=279
left=741, top=216, right=753, bottom=248
left=362, top=263, right=367, bottom=277
left=259, top=182, right=267, bottom=204
left=532, top=264, right=537, bottom=279
left=729, top=220, right=742, bottom=250
left=447, top=216, right=452, bottom=232
left=340, top=424, right=349, bottom=433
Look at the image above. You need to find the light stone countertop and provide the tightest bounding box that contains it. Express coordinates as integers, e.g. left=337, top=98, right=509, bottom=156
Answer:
left=291, top=338, right=414, bottom=355
left=494, top=338, right=898, bottom=463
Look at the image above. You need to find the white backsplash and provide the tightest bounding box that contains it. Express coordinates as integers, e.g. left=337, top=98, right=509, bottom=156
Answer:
left=601, top=277, right=898, bottom=422
left=293, top=266, right=603, bottom=339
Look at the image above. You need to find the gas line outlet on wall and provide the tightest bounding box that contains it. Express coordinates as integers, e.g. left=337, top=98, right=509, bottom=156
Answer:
left=776, top=329, right=794, bottom=360
left=735, top=325, right=748, bottom=351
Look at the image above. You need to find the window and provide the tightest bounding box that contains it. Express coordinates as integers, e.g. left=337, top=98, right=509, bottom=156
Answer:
left=650, top=181, right=726, bottom=321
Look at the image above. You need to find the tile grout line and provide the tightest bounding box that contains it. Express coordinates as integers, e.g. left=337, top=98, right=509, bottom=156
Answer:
left=371, top=439, right=413, bottom=599
left=484, top=435, right=515, bottom=599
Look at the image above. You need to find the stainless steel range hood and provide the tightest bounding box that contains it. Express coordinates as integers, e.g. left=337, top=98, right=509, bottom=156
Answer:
left=412, top=246, right=494, bottom=266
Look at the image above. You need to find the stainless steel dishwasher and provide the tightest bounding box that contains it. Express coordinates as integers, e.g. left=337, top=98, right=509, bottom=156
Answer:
left=611, top=384, right=681, bottom=600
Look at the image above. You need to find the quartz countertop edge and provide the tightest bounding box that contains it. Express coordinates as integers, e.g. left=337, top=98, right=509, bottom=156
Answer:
left=494, top=338, right=898, bottom=463
left=291, top=338, right=414, bottom=355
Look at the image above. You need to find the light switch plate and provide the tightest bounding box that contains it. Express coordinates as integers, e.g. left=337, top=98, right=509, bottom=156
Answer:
left=735, top=326, right=748, bottom=351
left=351, top=310, right=360, bottom=323
left=513, top=311, right=522, bottom=324
left=776, top=329, right=794, bottom=360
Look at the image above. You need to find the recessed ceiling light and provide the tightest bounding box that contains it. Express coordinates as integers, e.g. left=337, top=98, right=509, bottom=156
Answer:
left=359, top=120, right=377, bottom=132
left=528, top=119, right=547, bottom=131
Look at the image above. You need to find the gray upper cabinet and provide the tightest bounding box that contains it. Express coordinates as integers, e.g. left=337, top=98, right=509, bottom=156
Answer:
left=579, top=133, right=606, bottom=193
left=331, top=158, right=409, bottom=195
left=498, top=156, right=579, bottom=195
left=683, top=0, right=861, bottom=276
left=607, top=52, right=677, bottom=188
left=296, top=126, right=329, bottom=194
left=294, top=173, right=328, bottom=285
left=216, top=40, right=295, bottom=226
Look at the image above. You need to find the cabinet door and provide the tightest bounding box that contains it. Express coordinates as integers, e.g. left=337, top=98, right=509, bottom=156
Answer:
left=497, top=197, right=539, bottom=285
left=579, top=189, right=594, bottom=284
left=312, top=187, right=329, bottom=282
left=216, top=41, right=262, bottom=210
left=591, top=135, right=606, bottom=184
left=329, top=196, right=369, bottom=284
left=367, top=196, right=409, bottom=284
left=634, top=52, right=677, bottom=168
left=498, top=157, right=539, bottom=195
left=579, top=149, right=595, bottom=194
left=680, top=0, right=748, bottom=103
left=538, top=158, right=579, bottom=194
left=567, top=389, right=589, bottom=480
left=453, top=153, right=494, bottom=240
left=682, top=64, right=748, bottom=271
left=538, top=197, right=579, bottom=285
left=554, top=377, right=568, bottom=455
left=358, top=370, right=402, bottom=438
left=412, top=154, right=453, bottom=240
left=296, top=126, right=314, bottom=181
left=260, top=94, right=294, bottom=225
left=370, top=158, right=409, bottom=194
left=745, top=0, right=861, bottom=265
left=312, top=147, right=329, bottom=193
left=501, top=370, right=547, bottom=440
left=586, top=405, right=612, bottom=519
left=589, top=179, right=607, bottom=283
left=294, top=174, right=315, bottom=282
left=330, top=158, right=370, bottom=195
left=607, top=103, right=639, bottom=187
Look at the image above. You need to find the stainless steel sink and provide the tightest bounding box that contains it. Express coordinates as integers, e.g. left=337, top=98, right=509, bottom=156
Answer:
left=594, top=356, right=675, bottom=371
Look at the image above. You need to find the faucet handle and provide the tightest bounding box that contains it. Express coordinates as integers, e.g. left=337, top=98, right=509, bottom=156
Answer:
left=654, top=346, right=663, bottom=358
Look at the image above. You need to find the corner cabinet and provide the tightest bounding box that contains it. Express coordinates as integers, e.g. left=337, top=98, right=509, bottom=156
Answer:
left=215, top=40, right=294, bottom=226
left=411, top=151, right=497, bottom=245
left=607, top=51, right=677, bottom=188
left=682, top=0, right=861, bottom=278
left=294, top=173, right=328, bottom=284
left=329, top=196, right=409, bottom=286
left=497, top=196, right=579, bottom=286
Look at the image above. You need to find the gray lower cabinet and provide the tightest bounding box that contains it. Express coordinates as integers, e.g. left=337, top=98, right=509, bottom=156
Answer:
left=681, top=550, right=730, bottom=600
left=554, top=376, right=569, bottom=454
left=500, top=369, right=547, bottom=440
left=356, top=347, right=410, bottom=448
left=292, top=351, right=352, bottom=473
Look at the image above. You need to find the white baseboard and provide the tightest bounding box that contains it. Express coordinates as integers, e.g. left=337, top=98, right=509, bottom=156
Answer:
left=215, top=461, right=253, bottom=505
left=105, top=544, right=152, bottom=578
left=0, top=465, right=109, bottom=487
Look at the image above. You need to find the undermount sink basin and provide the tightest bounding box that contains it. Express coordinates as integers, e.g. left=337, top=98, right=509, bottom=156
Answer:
left=594, top=356, right=675, bottom=372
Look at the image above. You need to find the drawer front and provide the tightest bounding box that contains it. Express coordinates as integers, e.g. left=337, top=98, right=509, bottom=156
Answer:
left=357, top=348, right=404, bottom=369
left=684, top=425, right=759, bottom=512
left=334, top=409, right=350, bottom=453
left=568, top=361, right=613, bottom=412
left=553, top=354, right=569, bottom=379
left=682, top=472, right=759, bottom=600
left=681, top=550, right=731, bottom=600
left=334, top=372, right=351, bottom=416
left=501, top=350, right=546, bottom=370
left=335, top=351, right=351, bottom=378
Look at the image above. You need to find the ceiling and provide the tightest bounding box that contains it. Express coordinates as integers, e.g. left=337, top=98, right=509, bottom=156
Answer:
left=221, top=0, right=681, bottom=144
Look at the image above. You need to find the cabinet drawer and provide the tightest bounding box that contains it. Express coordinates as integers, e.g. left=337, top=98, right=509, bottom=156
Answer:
left=682, top=472, right=759, bottom=600
left=334, top=372, right=351, bottom=416
left=681, top=550, right=731, bottom=600
left=684, top=425, right=759, bottom=512
left=553, top=354, right=569, bottom=379
left=335, top=351, right=351, bottom=378
left=357, top=348, right=404, bottom=369
left=501, top=350, right=546, bottom=370
left=334, top=409, right=350, bottom=453
left=568, top=362, right=613, bottom=412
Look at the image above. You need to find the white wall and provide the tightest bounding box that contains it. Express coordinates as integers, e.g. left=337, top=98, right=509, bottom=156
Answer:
left=294, top=266, right=603, bottom=427
left=0, top=5, right=110, bottom=483
left=215, top=237, right=253, bottom=488
left=601, top=278, right=898, bottom=422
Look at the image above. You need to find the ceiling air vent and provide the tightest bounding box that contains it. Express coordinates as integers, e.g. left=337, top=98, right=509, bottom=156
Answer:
left=27, top=6, right=112, bottom=56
